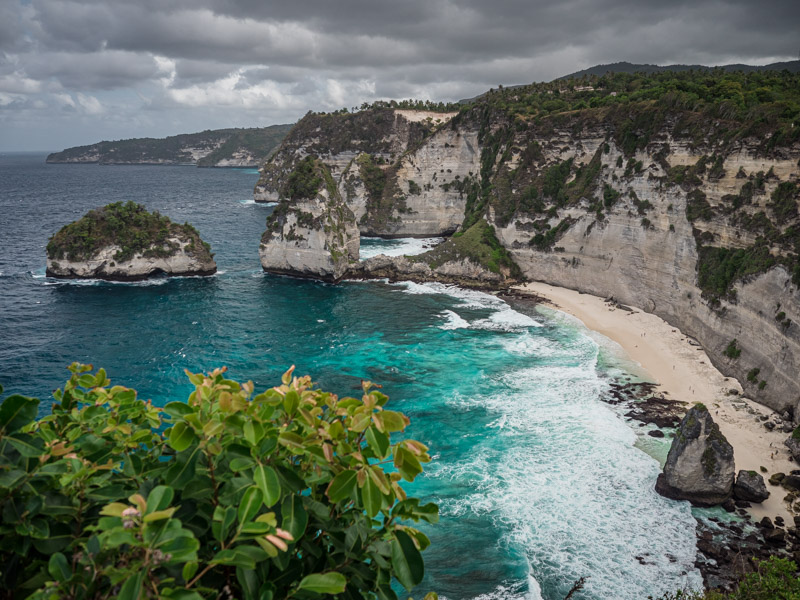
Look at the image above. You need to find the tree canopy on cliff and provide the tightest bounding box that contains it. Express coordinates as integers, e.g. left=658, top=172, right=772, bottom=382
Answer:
left=46, top=201, right=213, bottom=263
left=0, top=364, right=437, bottom=599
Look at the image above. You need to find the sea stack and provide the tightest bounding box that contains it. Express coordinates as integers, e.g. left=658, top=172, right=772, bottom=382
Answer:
left=46, top=201, right=216, bottom=281
left=259, top=156, right=359, bottom=282
left=655, top=404, right=735, bottom=506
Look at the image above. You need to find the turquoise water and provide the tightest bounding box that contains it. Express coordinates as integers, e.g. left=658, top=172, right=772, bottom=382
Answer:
left=0, top=154, right=701, bottom=599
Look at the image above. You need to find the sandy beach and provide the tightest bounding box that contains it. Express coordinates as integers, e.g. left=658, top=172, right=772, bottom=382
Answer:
left=515, top=281, right=795, bottom=524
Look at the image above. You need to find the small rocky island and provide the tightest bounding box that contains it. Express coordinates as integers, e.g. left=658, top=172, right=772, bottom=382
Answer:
left=46, top=201, right=216, bottom=281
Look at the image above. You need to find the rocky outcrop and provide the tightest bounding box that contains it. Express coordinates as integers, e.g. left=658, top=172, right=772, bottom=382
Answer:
left=785, top=430, right=800, bottom=462
left=259, top=157, right=359, bottom=282
left=254, top=109, right=473, bottom=237
left=46, top=241, right=216, bottom=281
left=46, top=125, right=292, bottom=167
left=733, top=470, right=770, bottom=503
left=655, top=405, right=735, bottom=506
left=46, top=202, right=216, bottom=281
left=350, top=254, right=505, bottom=289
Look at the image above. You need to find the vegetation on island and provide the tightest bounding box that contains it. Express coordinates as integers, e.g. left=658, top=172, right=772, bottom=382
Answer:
left=46, top=125, right=293, bottom=167
left=46, top=202, right=213, bottom=264
left=0, top=364, right=437, bottom=600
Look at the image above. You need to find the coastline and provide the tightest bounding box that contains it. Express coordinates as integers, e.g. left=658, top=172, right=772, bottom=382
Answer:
left=514, top=281, right=794, bottom=524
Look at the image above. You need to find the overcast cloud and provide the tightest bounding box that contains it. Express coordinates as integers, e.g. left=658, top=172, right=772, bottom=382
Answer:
left=0, top=0, right=797, bottom=150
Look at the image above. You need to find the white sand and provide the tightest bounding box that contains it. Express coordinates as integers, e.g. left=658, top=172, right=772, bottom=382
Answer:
left=515, top=281, right=795, bottom=523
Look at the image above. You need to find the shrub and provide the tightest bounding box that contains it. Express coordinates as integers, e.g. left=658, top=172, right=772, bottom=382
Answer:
left=284, top=156, right=323, bottom=200
left=723, top=339, right=742, bottom=359
left=0, top=364, right=437, bottom=600
left=747, top=367, right=761, bottom=383
left=653, top=557, right=800, bottom=599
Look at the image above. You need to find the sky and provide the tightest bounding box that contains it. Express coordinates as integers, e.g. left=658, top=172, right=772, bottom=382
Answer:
left=0, top=0, right=798, bottom=151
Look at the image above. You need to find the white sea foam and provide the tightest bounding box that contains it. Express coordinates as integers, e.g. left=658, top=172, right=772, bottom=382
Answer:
left=432, top=325, right=702, bottom=599
left=359, top=236, right=444, bottom=260
left=240, top=199, right=277, bottom=206
left=438, top=309, right=470, bottom=330
left=472, top=307, right=542, bottom=331
left=394, top=281, right=543, bottom=331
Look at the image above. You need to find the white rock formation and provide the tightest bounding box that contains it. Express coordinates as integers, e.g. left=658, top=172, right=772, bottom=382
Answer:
left=46, top=237, right=216, bottom=281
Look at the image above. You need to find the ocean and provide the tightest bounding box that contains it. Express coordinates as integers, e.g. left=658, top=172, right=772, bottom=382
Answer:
left=0, top=153, right=702, bottom=599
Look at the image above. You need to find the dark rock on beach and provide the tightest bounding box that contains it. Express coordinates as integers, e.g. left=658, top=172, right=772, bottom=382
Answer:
left=733, top=470, right=770, bottom=503
left=655, top=405, right=735, bottom=506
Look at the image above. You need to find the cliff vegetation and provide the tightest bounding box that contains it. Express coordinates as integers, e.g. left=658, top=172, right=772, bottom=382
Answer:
left=46, top=201, right=213, bottom=264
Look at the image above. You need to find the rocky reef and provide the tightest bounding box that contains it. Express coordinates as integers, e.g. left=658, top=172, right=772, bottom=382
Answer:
left=254, top=71, right=800, bottom=411
left=46, top=202, right=216, bottom=281
left=655, top=404, right=735, bottom=506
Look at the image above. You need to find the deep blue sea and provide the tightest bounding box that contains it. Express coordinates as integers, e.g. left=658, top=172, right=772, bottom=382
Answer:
left=0, top=153, right=702, bottom=599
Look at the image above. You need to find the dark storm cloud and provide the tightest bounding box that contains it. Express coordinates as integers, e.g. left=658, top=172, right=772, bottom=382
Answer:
left=2, top=0, right=799, bottom=150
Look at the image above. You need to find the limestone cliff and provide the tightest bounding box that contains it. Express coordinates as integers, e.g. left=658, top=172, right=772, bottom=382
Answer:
left=259, top=157, right=359, bottom=282
left=253, top=72, right=800, bottom=411
left=46, top=202, right=216, bottom=280
left=254, top=109, right=476, bottom=237
left=486, top=115, right=800, bottom=413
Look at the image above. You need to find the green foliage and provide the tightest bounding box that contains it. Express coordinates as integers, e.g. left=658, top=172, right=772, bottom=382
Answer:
left=46, top=202, right=211, bottom=263
left=656, top=557, right=800, bottom=599
left=407, top=180, right=422, bottom=196
left=602, top=184, right=621, bottom=208
left=529, top=219, right=575, bottom=251
left=0, top=364, right=437, bottom=599
left=465, top=70, right=800, bottom=155
left=723, top=339, right=742, bottom=359
left=747, top=367, right=761, bottom=383
left=696, top=244, right=777, bottom=302
left=686, top=190, right=714, bottom=222
left=358, top=154, right=388, bottom=201
left=769, top=181, right=799, bottom=221
left=284, top=156, right=323, bottom=200
left=411, top=219, right=520, bottom=277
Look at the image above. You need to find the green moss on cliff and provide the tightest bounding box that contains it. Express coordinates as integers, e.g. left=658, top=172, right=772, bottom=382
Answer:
left=410, top=219, right=520, bottom=277
left=46, top=201, right=212, bottom=263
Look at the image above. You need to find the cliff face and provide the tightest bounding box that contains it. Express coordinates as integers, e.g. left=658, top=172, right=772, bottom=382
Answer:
left=255, top=109, right=476, bottom=237
left=46, top=125, right=292, bottom=167
left=489, top=121, right=800, bottom=413
left=46, top=238, right=217, bottom=281
left=259, top=158, right=359, bottom=282
left=254, top=74, right=800, bottom=411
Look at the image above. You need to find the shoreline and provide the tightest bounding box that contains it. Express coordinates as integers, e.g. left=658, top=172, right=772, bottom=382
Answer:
left=514, top=281, right=794, bottom=524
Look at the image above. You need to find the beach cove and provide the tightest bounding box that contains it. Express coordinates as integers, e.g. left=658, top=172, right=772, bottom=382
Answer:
left=517, top=281, right=795, bottom=525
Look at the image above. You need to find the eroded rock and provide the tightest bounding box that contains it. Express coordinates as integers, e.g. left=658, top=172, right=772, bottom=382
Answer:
left=655, top=404, right=735, bottom=506
left=733, top=470, right=769, bottom=503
